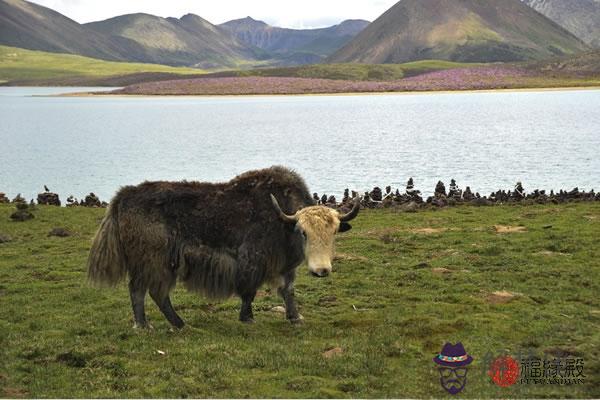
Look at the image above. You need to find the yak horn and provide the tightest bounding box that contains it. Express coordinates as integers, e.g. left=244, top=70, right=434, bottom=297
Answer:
left=339, top=196, right=361, bottom=222
left=270, top=194, right=297, bottom=224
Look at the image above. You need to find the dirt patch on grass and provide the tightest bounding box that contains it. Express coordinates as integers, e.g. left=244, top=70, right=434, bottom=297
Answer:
left=318, top=295, right=337, bottom=307
left=486, top=291, right=521, bottom=304
left=494, top=225, right=527, bottom=233
left=411, top=228, right=447, bottom=234
left=432, top=267, right=453, bottom=274
left=334, top=252, right=368, bottom=262
left=536, top=251, right=570, bottom=257
left=322, top=347, right=343, bottom=359
left=543, top=347, right=583, bottom=357
left=584, top=215, right=598, bottom=221
left=48, top=227, right=73, bottom=237
left=56, top=351, right=87, bottom=368
left=2, top=387, right=28, bottom=398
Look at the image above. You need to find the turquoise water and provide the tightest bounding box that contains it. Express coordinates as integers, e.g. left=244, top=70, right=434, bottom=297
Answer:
left=1, top=87, right=599, bottom=202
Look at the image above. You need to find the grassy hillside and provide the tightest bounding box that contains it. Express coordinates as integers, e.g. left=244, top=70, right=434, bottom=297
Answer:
left=85, top=13, right=264, bottom=69
left=0, top=0, right=143, bottom=63
left=0, top=46, right=203, bottom=85
left=329, top=0, right=588, bottom=64
left=208, top=60, right=481, bottom=81
left=0, top=203, right=598, bottom=397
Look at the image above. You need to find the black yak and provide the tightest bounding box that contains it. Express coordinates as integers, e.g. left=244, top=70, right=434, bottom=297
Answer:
left=87, top=166, right=360, bottom=328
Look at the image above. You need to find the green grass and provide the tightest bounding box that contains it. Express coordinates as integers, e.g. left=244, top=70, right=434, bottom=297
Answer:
left=0, top=46, right=203, bottom=84
left=214, top=60, right=483, bottom=81
left=0, top=203, right=599, bottom=398
left=0, top=45, right=478, bottom=86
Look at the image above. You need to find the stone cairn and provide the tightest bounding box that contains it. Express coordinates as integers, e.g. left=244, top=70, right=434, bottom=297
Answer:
left=1, top=190, right=107, bottom=209
left=2, top=180, right=599, bottom=215
left=10, top=201, right=35, bottom=221
left=310, top=179, right=600, bottom=213
left=37, top=186, right=61, bottom=206
left=81, top=192, right=104, bottom=207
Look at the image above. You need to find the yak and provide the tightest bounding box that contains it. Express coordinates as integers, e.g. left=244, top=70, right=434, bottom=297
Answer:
left=87, top=166, right=360, bottom=328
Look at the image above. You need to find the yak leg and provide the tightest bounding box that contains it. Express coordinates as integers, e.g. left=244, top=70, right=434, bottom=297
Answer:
left=149, top=287, right=185, bottom=329
left=278, top=270, right=302, bottom=324
left=129, top=278, right=150, bottom=329
left=239, top=292, right=256, bottom=323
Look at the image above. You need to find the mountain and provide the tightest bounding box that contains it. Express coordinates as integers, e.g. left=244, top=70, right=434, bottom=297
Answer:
left=0, top=0, right=146, bottom=62
left=0, top=0, right=364, bottom=68
left=329, top=0, right=589, bottom=64
left=0, top=0, right=262, bottom=68
left=522, top=0, right=600, bottom=48
left=85, top=13, right=264, bottom=68
left=220, top=17, right=369, bottom=62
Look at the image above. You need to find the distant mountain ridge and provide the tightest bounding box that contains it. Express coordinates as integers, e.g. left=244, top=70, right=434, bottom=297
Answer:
left=1, top=0, right=595, bottom=69
left=0, top=0, right=368, bottom=68
left=329, top=0, right=589, bottom=64
left=220, top=17, right=369, bottom=62
left=522, top=0, right=600, bottom=48
left=0, top=0, right=146, bottom=62
left=85, top=13, right=264, bottom=68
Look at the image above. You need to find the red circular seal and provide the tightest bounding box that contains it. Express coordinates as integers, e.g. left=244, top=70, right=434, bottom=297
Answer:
left=488, top=356, right=520, bottom=387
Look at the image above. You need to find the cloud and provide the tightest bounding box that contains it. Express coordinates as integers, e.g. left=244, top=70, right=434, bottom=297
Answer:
left=27, top=0, right=398, bottom=27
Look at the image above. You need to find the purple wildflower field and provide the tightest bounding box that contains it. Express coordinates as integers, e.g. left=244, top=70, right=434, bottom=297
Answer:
left=113, top=65, right=591, bottom=96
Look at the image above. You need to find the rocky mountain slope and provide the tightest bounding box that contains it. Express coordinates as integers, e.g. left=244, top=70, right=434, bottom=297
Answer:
left=329, top=0, right=588, bottom=64
left=522, top=0, right=600, bottom=48
left=220, top=17, right=369, bottom=62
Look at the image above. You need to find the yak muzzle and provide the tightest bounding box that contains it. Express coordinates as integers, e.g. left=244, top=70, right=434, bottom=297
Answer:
left=310, top=267, right=330, bottom=278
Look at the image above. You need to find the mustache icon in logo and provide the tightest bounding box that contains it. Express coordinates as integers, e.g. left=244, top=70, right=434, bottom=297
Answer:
left=433, top=342, right=474, bottom=395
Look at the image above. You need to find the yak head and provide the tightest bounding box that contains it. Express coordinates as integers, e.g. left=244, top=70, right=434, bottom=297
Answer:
left=270, top=194, right=360, bottom=277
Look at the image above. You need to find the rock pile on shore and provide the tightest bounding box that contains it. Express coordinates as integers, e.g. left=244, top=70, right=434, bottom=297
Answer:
left=1, top=180, right=599, bottom=213
left=314, top=179, right=600, bottom=211
left=37, top=192, right=61, bottom=206
left=10, top=202, right=34, bottom=221
left=1, top=191, right=108, bottom=209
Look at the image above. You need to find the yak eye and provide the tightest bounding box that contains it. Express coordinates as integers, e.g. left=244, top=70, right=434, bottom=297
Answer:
left=294, top=225, right=307, bottom=239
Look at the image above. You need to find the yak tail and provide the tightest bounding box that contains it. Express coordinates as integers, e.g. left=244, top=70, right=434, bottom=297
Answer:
left=87, top=203, right=127, bottom=287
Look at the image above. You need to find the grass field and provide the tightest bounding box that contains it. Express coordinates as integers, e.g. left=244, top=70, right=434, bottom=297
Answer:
left=0, top=46, right=203, bottom=85
left=0, top=203, right=599, bottom=398
left=0, top=48, right=479, bottom=86
left=209, top=60, right=482, bottom=81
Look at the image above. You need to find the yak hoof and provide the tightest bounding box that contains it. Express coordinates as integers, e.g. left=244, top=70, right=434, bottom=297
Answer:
left=289, top=314, right=304, bottom=325
left=241, top=318, right=256, bottom=324
left=133, top=322, right=154, bottom=330
left=168, top=324, right=185, bottom=333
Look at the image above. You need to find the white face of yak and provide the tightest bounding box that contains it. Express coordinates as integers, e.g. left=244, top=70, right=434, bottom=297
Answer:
left=295, top=206, right=351, bottom=277
left=271, top=195, right=360, bottom=278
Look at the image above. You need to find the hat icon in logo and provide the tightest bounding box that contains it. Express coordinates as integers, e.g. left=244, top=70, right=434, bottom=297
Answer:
left=433, top=342, right=474, bottom=395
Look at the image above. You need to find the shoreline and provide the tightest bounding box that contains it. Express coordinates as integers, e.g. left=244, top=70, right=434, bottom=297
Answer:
left=3, top=183, right=598, bottom=210
left=58, top=85, right=600, bottom=98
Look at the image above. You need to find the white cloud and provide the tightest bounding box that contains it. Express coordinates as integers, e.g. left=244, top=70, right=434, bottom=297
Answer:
left=28, top=0, right=398, bottom=28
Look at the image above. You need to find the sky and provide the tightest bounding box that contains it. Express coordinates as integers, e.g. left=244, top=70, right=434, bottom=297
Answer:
left=28, top=0, right=399, bottom=28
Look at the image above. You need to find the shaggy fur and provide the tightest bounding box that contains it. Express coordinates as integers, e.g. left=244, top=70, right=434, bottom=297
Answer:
left=87, top=166, right=314, bottom=327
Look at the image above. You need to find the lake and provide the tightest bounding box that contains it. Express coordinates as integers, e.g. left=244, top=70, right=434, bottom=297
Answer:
left=1, top=87, right=599, bottom=202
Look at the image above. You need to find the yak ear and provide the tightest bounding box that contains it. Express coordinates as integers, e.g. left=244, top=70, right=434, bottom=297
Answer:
left=338, top=222, right=352, bottom=233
